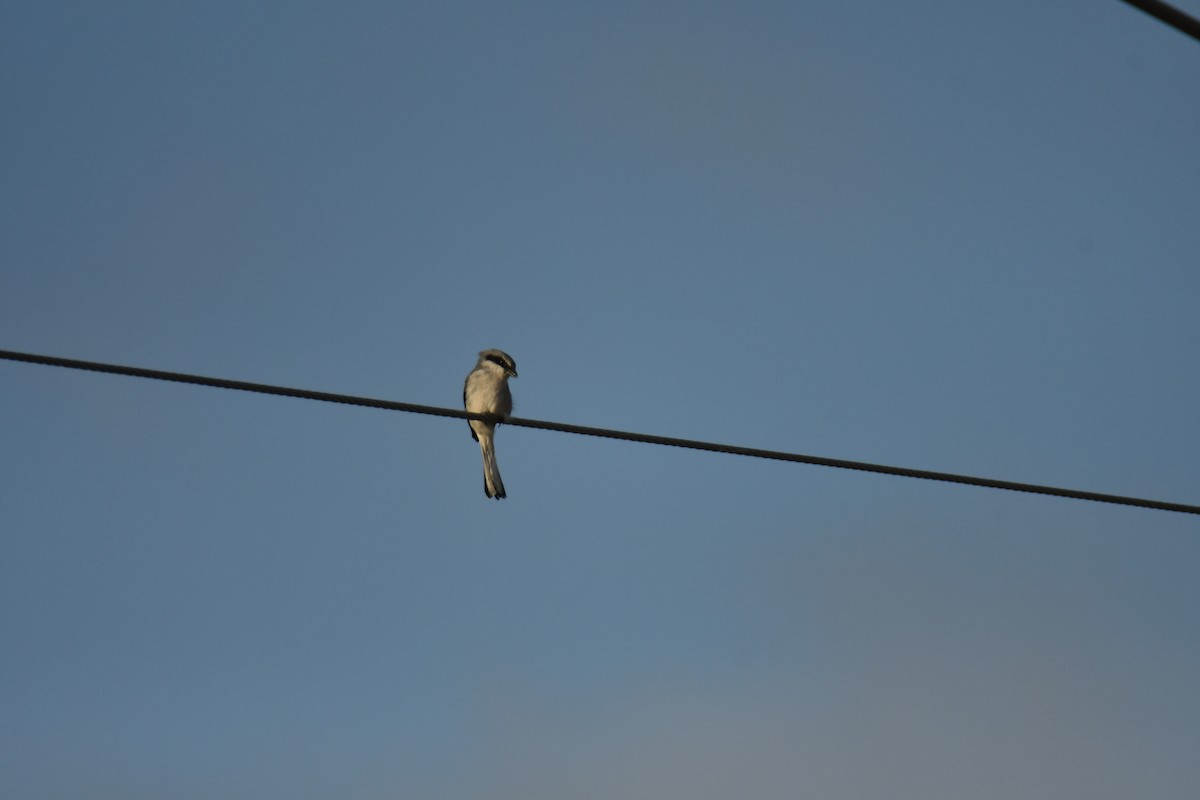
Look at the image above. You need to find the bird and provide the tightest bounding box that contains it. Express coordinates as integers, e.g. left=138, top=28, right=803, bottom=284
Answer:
left=463, top=348, right=518, bottom=499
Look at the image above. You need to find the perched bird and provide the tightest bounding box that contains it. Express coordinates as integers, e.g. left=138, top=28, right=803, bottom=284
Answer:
left=463, top=348, right=518, bottom=499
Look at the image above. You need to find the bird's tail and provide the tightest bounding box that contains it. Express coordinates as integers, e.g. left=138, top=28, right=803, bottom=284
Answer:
left=480, top=433, right=506, bottom=499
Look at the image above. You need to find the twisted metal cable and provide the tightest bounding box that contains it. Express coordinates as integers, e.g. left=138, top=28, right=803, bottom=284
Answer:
left=1117, top=0, right=1200, bottom=42
left=3, top=348, right=1197, bottom=515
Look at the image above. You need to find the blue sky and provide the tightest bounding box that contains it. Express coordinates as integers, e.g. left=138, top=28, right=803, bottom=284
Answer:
left=2, top=2, right=1198, bottom=797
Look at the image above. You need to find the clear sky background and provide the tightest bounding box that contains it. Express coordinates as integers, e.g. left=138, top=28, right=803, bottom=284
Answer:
left=2, top=2, right=1198, bottom=797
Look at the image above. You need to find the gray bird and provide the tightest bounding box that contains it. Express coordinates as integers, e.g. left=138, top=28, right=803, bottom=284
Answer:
left=463, top=349, right=518, bottom=499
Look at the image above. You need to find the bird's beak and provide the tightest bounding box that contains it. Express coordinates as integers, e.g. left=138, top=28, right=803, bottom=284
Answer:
left=509, top=369, right=518, bottom=378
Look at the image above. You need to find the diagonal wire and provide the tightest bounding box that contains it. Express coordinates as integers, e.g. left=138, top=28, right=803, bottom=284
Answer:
left=1117, top=0, right=1200, bottom=41
left=2, top=348, right=1197, bottom=516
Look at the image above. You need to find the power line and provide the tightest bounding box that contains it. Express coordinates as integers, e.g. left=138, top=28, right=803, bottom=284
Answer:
left=2, top=347, right=1197, bottom=516
left=1117, top=0, right=1200, bottom=41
